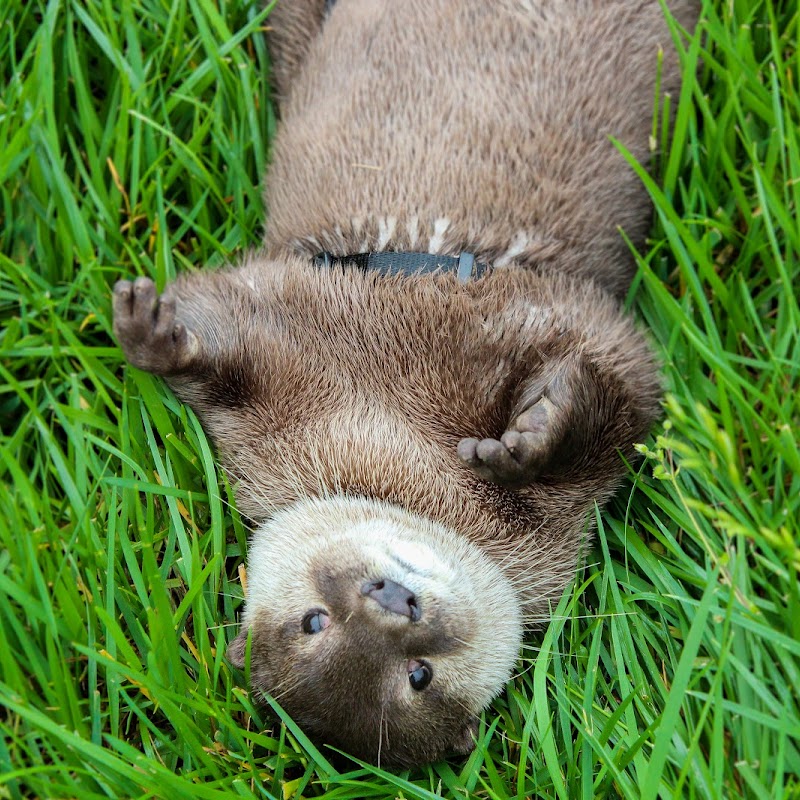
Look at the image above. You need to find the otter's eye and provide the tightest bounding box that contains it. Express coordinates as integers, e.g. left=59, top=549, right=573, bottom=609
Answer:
left=408, top=659, right=432, bottom=690
left=301, top=610, right=330, bottom=634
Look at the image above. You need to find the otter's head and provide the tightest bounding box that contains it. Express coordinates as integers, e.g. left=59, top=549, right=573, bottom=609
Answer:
left=227, top=495, right=522, bottom=767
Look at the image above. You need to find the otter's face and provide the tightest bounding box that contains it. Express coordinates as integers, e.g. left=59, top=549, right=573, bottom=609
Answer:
left=227, top=496, right=522, bottom=767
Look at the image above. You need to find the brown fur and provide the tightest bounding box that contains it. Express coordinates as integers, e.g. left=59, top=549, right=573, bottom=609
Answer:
left=264, top=0, right=698, bottom=296
left=113, top=0, right=698, bottom=767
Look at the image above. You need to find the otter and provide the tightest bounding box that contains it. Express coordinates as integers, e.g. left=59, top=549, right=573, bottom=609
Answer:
left=113, top=0, right=698, bottom=768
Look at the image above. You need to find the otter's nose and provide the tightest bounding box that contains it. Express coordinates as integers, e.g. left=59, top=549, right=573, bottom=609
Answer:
left=362, top=578, right=420, bottom=621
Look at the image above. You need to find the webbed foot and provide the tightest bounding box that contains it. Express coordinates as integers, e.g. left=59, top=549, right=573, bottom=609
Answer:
left=457, top=395, right=564, bottom=487
left=113, top=277, right=194, bottom=375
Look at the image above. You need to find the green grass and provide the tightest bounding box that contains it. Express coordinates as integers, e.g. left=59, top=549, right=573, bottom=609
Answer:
left=0, top=0, right=798, bottom=797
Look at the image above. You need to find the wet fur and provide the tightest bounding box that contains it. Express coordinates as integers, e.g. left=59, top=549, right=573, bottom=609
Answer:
left=114, top=0, right=697, bottom=768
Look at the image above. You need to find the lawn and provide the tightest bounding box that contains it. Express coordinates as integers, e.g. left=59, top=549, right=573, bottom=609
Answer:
left=0, top=0, right=798, bottom=798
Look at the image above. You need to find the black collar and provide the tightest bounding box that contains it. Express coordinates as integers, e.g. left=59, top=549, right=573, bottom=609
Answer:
left=313, top=251, right=489, bottom=282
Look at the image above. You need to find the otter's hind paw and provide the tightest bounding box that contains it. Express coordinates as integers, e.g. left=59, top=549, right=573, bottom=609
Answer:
left=457, top=396, right=559, bottom=487
left=113, top=277, right=194, bottom=375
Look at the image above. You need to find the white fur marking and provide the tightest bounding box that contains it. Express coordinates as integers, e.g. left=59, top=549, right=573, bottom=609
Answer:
left=377, top=216, right=397, bottom=249
left=428, top=217, right=450, bottom=253
left=494, top=230, right=530, bottom=267
left=524, top=304, right=551, bottom=326
left=508, top=300, right=552, bottom=329
left=304, top=235, right=322, bottom=253
left=407, top=216, right=420, bottom=249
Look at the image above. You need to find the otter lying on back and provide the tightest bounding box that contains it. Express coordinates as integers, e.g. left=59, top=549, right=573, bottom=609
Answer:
left=113, top=0, right=697, bottom=768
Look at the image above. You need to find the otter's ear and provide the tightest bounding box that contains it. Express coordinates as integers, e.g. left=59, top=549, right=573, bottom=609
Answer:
left=450, top=717, right=480, bottom=757
left=226, top=628, right=250, bottom=669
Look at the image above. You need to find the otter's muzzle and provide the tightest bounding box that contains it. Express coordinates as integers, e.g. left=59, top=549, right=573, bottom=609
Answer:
left=362, top=578, right=420, bottom=621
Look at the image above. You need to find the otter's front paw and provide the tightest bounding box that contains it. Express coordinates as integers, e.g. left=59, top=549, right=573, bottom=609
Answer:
left=113, top=277, right=194, bottom=375
left=458, top=396, right=562, bottom=487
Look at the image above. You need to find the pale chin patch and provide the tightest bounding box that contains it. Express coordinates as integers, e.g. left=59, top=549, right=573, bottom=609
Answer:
left=356, top=535, right=461, bottom=608
left=382, top=539, right=446, bottom=579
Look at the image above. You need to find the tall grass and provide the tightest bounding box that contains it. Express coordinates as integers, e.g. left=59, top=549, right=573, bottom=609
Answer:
left=1, top=0, right=797, bottom=797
